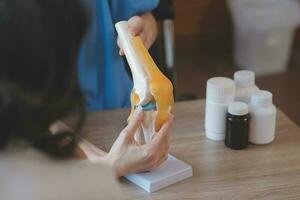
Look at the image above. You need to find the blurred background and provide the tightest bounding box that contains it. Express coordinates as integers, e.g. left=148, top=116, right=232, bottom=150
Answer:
left=152, top=0, right=300, bottom=125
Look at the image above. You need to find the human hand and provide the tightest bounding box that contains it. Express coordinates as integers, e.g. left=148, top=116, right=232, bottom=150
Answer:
left=106, top=108, right=173, bottom=177
left=117, top=12, right=158, bottom=56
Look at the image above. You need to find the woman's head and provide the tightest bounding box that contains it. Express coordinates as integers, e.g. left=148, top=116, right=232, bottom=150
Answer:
left=0, top=0, right=88, bottom=158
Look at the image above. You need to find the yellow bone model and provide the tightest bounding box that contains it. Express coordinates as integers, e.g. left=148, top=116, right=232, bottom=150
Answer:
left=132, top=37, right=173, bottom=131
left=115, top=21, right=173, bottom=133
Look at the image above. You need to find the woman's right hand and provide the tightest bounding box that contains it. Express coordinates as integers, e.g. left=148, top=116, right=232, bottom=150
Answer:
left=106, top=108, right=173, bottom=177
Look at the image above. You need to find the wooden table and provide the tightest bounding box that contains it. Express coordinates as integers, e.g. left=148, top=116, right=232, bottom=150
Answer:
left=83, top=100, right=300, bottom=200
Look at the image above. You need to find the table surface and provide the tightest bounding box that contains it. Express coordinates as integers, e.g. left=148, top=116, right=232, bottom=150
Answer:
left=83, top=100, right=300, bottom=200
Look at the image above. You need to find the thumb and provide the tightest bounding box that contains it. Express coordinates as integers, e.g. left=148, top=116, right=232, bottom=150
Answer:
left=128, top=16, right=144, bottom=36
left=151, top=114, right=174, bottom=146
left=121, top=108, right=144, bottom=139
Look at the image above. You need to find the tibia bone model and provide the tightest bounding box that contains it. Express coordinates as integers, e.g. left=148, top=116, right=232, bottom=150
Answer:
left=115, top=21, right=174, bottom=144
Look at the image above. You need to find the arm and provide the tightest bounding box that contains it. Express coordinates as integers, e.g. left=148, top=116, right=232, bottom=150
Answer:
left=78, top=109, right=173, bottom=178
left=49, top=110, right=173, bottom=178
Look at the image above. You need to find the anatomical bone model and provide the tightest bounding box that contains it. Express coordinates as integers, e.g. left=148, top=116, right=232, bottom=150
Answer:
left=115, top=21, right=174, bottom=144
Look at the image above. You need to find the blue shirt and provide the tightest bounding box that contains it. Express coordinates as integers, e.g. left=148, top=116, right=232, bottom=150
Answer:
left=78, top=0, right=159, bottom=111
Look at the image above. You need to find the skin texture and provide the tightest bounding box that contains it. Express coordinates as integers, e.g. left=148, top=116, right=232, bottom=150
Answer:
left=118, top=12, right=158, bottom=55
left=106, top=109, right=173, bottom=177
left=50, top=110, right=173, bottom=177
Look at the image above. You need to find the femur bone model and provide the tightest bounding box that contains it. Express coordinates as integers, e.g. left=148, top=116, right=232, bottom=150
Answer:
left=115, top=21, right=174, bottom=144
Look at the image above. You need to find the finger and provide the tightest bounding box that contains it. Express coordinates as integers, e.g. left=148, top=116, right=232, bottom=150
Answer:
left=149, top=154, right=168, bottom=171
left=159, top=138, right=170, bottom=158
left=139, top=32, right=147, bottom=45
left=153, top=131, right=170, bottom=152
left=116, top=37, right=125, bottom=56
left=150, top=115, right=174, bottom=146
left=119, top=49, right=124, bottom=56
left=150, top=127, right=170, bottom=150
left=117, top=37, right=122, bottom=49
left=144, top=32, right=154, bottom=49
left=122, top=108, right=144, bottom=139
left=142, top=32, right=155, bottom=50
left=128, top=16, right=144, bottom=36
left=155, top=123, right=171, bottom=145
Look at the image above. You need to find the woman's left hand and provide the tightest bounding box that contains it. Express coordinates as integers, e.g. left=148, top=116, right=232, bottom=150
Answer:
left=106, top=109, right=173, bottom=177
left=118, top=12, right=158, bottom=56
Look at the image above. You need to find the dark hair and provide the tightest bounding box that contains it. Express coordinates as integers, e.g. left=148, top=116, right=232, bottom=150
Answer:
left=0, top=0, right=88, bottom=158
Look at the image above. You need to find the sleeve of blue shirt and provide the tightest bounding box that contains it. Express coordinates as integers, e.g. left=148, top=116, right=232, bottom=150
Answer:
left=78, top=0, right=159, bottom=112
left=110, top=0, right=159, bottom=20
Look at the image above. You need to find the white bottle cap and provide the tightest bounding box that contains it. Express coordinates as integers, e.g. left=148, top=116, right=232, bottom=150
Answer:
left=234, top=70, right=255, bottom=87
left=228, top=102, right=249, bottom=116
left=206, top=77, right=235, bottom=103
left=251, top=90, right=273, bottom=107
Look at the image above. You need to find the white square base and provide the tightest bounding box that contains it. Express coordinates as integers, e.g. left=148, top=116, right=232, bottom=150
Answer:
left=125, top=154, right=193, bottom=192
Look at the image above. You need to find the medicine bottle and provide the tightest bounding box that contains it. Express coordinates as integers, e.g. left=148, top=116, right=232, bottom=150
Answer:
left=205, top=77, right=235, bottom=141
left=234, top=70, right=259, bottom=103
left=249, top=90, right=277, bottom=144
left=225, top=102, right=249, bottom=150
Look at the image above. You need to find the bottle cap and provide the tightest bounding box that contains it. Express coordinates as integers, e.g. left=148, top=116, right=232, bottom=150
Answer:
left=251, top=90, right=273, bottom=107
left=206, top=77, right=235, bottom=103
left=228, top=102, right=249, bottom=116
left=234, top=70, right=255, bottom=87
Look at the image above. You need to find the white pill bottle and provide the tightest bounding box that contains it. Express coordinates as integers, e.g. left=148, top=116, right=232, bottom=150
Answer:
left=234, top=70, right=259, bottom=103
left=249, top=90, right=277, bottom=144
left=205, top=77, right=235, bottom=141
